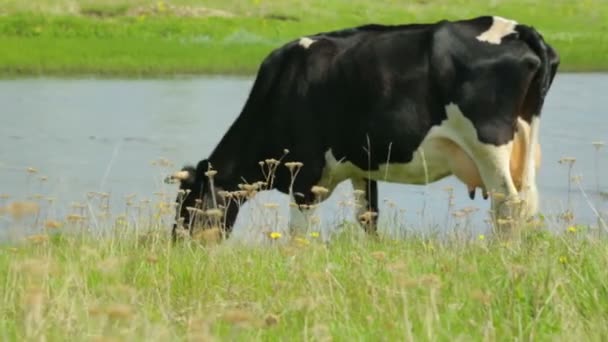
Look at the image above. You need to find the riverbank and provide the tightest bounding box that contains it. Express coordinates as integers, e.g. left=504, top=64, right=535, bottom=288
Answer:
left=0, top=0, right=606, bottom=77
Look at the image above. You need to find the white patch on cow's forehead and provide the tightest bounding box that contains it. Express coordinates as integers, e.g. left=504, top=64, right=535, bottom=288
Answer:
left=476, top=16, right=518, bottom=45
left=298, top=37, right=316, bottom=49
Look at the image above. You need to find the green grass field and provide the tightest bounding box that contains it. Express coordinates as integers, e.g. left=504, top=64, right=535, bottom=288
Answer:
left=0, top=0, right=607, bottom=76
left=1, top=222, right=608, bottom=341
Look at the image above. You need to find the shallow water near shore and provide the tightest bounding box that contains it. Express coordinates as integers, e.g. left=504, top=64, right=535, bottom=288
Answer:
left=0, top=73, right=606, bottom=242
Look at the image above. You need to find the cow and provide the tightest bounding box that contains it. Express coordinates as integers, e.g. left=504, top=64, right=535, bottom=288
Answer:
left=165, top=15, right=560, bottom=241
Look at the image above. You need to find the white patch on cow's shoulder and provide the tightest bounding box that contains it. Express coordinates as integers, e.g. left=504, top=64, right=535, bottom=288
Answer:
left=476, top=16, right=518, bottom=45
left=298, top=37, right=316, bottom=49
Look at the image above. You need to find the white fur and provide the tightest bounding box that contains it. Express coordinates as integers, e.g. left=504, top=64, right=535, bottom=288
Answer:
left=298, top=37, right=315, bottom=49
left=315, top=103, right=537, bottom=222
left=476, top=16, right=518, bottom=45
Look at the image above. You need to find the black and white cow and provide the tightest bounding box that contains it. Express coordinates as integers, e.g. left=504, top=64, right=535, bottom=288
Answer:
left=166, top=15, right=559, bottom=240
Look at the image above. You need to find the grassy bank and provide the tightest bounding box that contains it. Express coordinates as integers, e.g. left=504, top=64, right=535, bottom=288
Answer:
left=0, top=0, right=607, bottom=77
left=1, top=224, right=608, bottom=340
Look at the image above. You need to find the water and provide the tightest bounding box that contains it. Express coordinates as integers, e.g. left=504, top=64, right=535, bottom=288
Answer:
left=1, top=74, right=606, bottom=241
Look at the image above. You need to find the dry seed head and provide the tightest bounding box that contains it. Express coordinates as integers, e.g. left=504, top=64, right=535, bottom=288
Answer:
left=221, top=309, right=257, bottom=327
left=4, top=201, right=39, bottom=220
left=353, top=189, right=365, bottom=197
left=193, top=227, right=222, bottom=244
left=284, top=161, right=304, bottom=171
left=26, top=167, right=38, bottom=174
left=311, top=185, right=329, bottom=196
left=265, top=314, right=280, bottom=327
left=44, top=220, right=62, bottom=229
left=359, top=211, right=378, bottom=222
left=204, top=170, right=217, bottom=177
left=26, top=234, right=49, bottom=244
left=451, top=210, right=467, bottom=218
left=558, top=157, right=576, bottom=165
left=263, top=202, right=280, bottom=209
left=370, top=251, right=387, bottom=261
left=592, top=141, right=605, bottom=149
left=106, top=303, right=134, bottom=320
left=255, top=181, right=268, bottom=189
left=419, top=274, right=442, bottom=289
left=490, top=191, right=506, bottom=200
left=205, top=208, right=223, bottom=218
left=470, top=289, right=492, bottom=306
left=264, top=158, right=280, bottom=166
left=66, top=214, right=85, bottom=222
left=571, top=175, right=583, bottom=183
left=239, top=183, right=258, bottom=191
left=146, top=255, right=159, bottom=264
left=496, top=218, right=513, bottom=225
left=294, top=237, right=310, bottom=246
left=38, top=176, right=48, bottom=182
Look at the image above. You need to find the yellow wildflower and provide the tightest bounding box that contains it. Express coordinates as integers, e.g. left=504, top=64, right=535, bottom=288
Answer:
left=478, top=234, right=485, bottom=241
left=567, top=226, right=577, bottom=233
left=559, top=256, right=568, bottom=264
left=269, top=232, right=282, bottom=240
left=309, top=231, right=320, bottom=238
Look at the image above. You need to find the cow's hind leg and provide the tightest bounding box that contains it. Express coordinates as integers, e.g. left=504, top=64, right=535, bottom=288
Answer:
left=352, top=178, right=379, bottom=235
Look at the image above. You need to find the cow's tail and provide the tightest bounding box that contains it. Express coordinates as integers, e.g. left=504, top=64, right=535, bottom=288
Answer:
left=514, top=24, right=555, bottom=209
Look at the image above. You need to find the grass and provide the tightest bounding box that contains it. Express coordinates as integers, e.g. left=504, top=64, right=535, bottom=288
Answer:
left=1, top=150, right=607, bottom=341
left=0, top=0, right=607, bottom=76
left=1, top=220, right=608, bottom=340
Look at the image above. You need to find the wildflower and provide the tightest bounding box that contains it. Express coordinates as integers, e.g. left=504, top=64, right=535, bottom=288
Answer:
left=478, top=234, right=485, bottom=241
left=269, top=232, right=282, bottom=240
left=309, top=231, right=320, bottom=238
left=559, top=256, right=568, bottom=264
left=567, top=226, right=577, bottom=233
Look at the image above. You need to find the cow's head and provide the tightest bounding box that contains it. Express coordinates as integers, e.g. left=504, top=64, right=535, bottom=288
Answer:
left=164, top=159, right=225, bottom=237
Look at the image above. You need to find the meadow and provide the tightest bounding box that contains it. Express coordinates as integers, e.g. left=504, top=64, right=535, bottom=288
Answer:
left=1, top=1, right=608, bottom=340
left=1, top=152, right=607, bottom=341
left=0, top=0, right=607, bottom=76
